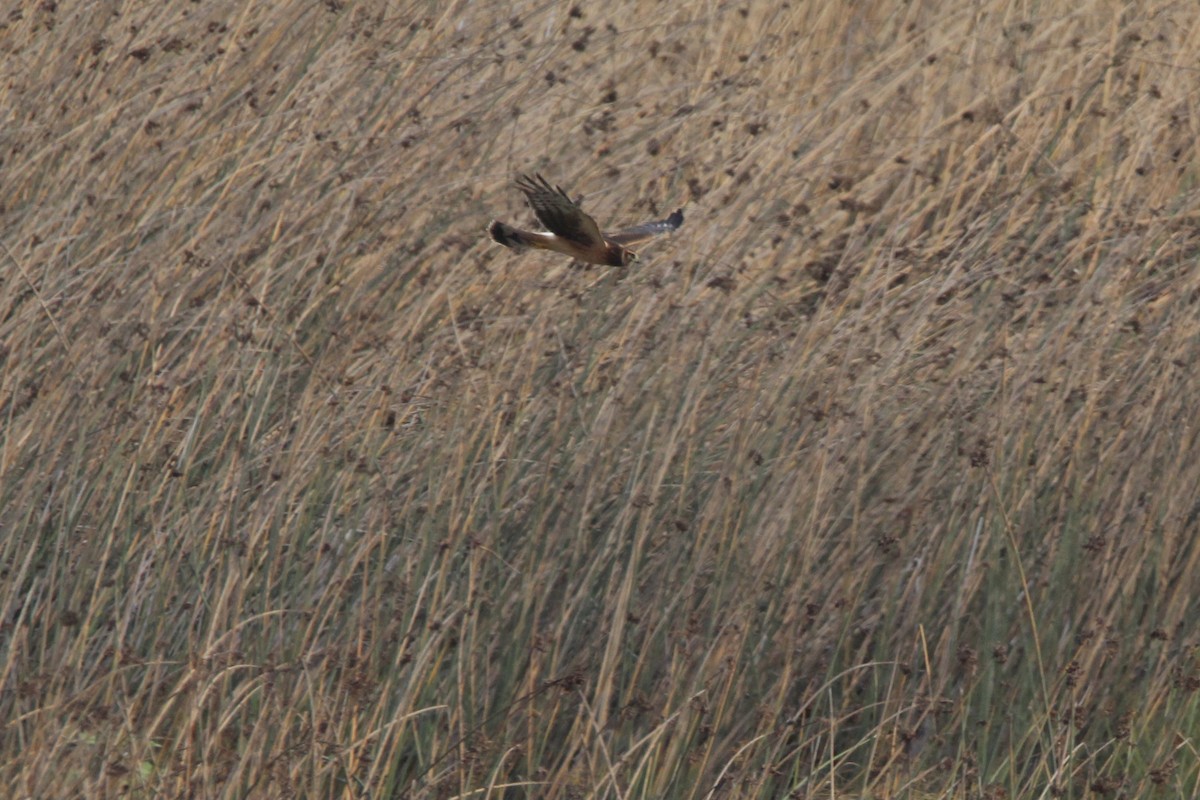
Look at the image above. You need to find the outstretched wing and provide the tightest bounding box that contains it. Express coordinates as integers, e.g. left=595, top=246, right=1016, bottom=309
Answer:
left=515, top=174, right=604, bottom=249
left=605, top=208, right=685, bottom=246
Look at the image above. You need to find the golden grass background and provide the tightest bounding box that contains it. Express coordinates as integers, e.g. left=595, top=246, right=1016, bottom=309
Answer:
left=3, top=0, right=1200, bottom=797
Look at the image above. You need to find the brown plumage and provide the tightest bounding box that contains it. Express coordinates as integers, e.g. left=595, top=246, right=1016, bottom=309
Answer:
left=487, top=174, right=684, bottom=266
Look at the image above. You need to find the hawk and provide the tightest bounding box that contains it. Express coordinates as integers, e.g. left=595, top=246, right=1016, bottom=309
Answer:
left=487, top=174, right=684, bottom=266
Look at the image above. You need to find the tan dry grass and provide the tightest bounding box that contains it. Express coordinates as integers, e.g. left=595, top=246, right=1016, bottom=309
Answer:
left=2, top=0, right=1200, bottom=797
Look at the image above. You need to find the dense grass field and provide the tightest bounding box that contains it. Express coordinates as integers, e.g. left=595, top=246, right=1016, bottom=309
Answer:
left=3, top=1, right=1200, bottom=797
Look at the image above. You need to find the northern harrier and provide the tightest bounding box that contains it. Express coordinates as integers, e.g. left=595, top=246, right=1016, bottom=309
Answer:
left=487, top=174, right=684, bottom=266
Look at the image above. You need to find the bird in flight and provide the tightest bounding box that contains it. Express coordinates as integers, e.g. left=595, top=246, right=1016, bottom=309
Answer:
left=487, top=174, right=684, bottom=266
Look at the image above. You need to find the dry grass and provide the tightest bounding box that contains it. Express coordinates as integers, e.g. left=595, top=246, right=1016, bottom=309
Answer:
left=3, top=0, right=1200, bottom=797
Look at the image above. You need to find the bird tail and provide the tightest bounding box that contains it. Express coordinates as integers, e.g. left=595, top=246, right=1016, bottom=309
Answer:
left=487, top=221, right=530, bottom=251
